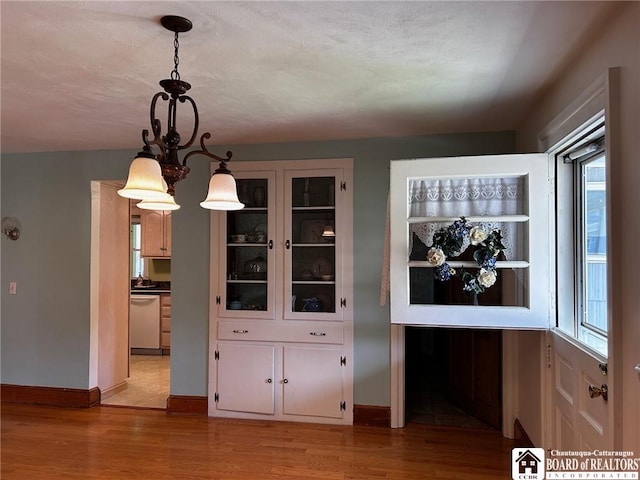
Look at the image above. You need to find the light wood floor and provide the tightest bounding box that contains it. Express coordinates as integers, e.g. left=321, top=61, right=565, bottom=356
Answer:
left=1, top=403, right=515, bottom=479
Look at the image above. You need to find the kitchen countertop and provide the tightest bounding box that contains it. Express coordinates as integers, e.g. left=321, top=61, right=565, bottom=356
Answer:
left=131, top=288, right=171, bottom=294
left=130, top=280, right=171, bottom=294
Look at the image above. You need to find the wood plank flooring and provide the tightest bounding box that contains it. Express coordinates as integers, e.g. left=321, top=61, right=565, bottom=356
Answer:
left=1, top=403, right=515, bottom=479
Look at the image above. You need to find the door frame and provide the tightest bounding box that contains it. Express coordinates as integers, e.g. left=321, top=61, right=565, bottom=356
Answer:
left=538, top=69, right=618, bottom=449
left=390, top=324, right=518, bottom=437
left=88, top=180, right=130, bottom=395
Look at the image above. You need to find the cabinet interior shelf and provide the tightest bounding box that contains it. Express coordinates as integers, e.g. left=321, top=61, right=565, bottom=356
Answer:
left=237, top=207, right=268, bottom=212
left=227, top=243, right=269, bottom=247
left=227, top=279, right=268, bottom=284
left=293, top=280, right=336, bottom=285
left=292, top=243, right=334, bottom=247
left=292, top=206, right=335, bottom=211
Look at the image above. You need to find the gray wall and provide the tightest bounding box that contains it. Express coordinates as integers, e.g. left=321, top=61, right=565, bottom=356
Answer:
left=514, top=2, right=640, bottom=448
left=1, top=131, right=514, bottom=406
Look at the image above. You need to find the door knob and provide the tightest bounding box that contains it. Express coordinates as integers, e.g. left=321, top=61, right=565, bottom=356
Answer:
left=589, top=384, right=608, bottom=401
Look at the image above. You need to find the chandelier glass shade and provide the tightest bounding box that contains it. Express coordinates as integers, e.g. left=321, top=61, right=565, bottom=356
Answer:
left=117, top=152, right=168, bottom=200
left=200, top=163, right=244, bottom=211
left=137, top=195, right=181, bottom=211
left=118, top=15, right=244, bottom=211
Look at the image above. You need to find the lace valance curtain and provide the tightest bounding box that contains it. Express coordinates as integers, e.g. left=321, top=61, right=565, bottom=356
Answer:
left=408, top=176, right=526, bottom=260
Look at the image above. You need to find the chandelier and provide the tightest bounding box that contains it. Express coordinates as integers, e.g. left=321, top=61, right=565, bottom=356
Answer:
left=118, top=16, right=244, bottom=211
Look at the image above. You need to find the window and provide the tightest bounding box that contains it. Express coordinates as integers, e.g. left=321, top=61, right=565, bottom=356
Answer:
left=389, top=153, right=552, bottom=329
left=556, top=126, right=608, bottom=356
left=131, top=217, right=144, bottom=278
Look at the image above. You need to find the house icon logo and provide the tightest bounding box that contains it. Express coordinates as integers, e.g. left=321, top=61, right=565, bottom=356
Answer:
left=512, top=448, right=545, bottom=480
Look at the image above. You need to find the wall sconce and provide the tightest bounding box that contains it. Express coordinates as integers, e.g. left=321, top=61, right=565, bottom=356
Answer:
left=2, top=217, right=21, bottom=240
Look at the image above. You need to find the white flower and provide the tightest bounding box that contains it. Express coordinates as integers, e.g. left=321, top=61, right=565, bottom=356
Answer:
left=478, top=268, right=497, bottom=288
left=469, top=226, right=488, bottom=245
left=427, top=247, right=446, bottom=266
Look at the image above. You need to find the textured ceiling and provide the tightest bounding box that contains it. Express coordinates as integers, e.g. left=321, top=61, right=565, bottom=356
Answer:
left=0, top=1, right=616, bottom=154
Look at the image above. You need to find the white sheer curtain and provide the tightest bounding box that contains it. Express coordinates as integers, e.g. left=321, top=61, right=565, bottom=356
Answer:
left=408, top=176, right=526, bottom=260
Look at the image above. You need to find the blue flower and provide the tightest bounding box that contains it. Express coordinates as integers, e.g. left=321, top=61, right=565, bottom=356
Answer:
left=435, top=263, right=455, bottom=281
left=474, top=248, right=497, bottom=269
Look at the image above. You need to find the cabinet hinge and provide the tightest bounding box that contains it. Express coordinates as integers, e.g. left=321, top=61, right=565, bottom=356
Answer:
left=340, top=181, right=346, bottom=191
left=216, top=296, right=221, bottom=305
left=545, top=344, right=551, bottom=368
left=214, top=393, right=219, bottom=403
left=340, top=401, right=346, bottom=411
left=340, top=356, right=346, bottom=366
left=340, top=298, right=347, bottom=308
left=214, top=350, right=220, bottom=360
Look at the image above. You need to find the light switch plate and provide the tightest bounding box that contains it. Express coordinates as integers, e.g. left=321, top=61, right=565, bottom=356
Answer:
left=9, top=282, right=17, bottom=295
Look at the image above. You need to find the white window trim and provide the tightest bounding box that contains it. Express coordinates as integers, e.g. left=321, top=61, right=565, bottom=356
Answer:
left=538, top=69, right=615, bottom=361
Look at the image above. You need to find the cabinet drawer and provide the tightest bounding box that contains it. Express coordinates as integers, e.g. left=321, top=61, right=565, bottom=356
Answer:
left=161, top=332, right=171, bottom=348
left=218, top=320, right=343, bottom=344
left=161, top=295, right=171, bottom=306
left=161, top=315, right=171, bottom=332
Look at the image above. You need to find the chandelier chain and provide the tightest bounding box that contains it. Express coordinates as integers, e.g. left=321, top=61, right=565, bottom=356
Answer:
left=171, top=31, right=180, bottom=81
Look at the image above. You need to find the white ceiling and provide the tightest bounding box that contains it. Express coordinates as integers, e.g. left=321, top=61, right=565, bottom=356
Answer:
left=1, top=1, right=617, bottom=154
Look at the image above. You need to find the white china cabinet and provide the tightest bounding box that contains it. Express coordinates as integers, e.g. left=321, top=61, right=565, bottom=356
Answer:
left=208, top=158, right=353, bottom=425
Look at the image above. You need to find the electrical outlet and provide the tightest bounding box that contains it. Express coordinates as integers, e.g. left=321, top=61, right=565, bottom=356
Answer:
left=9, top=282, right=17, bottom=295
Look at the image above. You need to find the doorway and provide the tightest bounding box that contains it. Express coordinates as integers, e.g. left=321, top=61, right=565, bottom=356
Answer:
left=91, top=184, right=170, bottom=409
left=405, top=326, right=502, bottom=430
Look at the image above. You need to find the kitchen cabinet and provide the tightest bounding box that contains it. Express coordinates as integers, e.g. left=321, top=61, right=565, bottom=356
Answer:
left=213, top=342, right=346, bottom=421
left=160, top=294, right=171, bottom=351
left=208, top=159, right=353, bottom=425
left=141, top=210, right=171, bottom=257
left=215, top=343, right=275, bottom=415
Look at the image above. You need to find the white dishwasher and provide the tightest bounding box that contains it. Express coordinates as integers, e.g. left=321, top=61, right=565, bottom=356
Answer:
left=130, top=294, right=161, bottom=351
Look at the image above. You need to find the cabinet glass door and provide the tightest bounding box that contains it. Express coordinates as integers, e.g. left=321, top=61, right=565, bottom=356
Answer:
left=220, top=171, right=276, bottom=319
left=284, top=169, right=342, bottom=321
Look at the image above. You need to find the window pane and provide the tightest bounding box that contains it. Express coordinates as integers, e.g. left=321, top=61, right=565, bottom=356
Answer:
left=579, top=155, right=607, bottom=350
left=408, top=220, right=529, bottom=307
left=131, top=222, right=144, bottom=278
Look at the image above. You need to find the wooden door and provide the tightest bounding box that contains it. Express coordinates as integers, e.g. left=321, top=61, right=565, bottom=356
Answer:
left=215, top=343, right=275, bottom=415
left=447, top=329, right=502, bottom=429
left=550, top=332, right=611, bottom=449
left=282, top=346, right=344, bottom=419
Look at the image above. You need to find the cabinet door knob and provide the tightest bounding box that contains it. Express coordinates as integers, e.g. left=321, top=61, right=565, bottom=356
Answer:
left=283, top=379, right=288, bottom=384
left=232, top=329, right=248, bottom=334
left=268, top=239, right=274, bottom=249
left=266, top=378, right=272, bottom=384
left=309, top=332, right=326, bottom=336
left=285, top=240, right=290, bottom=249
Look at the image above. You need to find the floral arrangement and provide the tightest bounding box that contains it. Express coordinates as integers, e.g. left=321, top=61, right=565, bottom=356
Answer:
left=426, top=217, right=505, bottom=295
